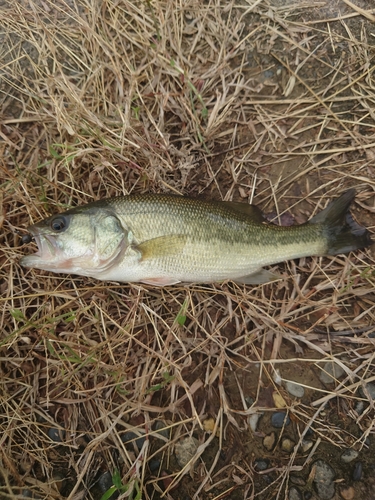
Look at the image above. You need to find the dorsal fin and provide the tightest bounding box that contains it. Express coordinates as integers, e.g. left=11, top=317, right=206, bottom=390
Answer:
left=214, top=200, right=265, bottom=222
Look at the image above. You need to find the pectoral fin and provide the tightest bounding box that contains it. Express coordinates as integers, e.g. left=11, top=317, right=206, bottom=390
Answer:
left=137, top=234, right=188, bottom=261
left=235, top=269, right=282, bottom=285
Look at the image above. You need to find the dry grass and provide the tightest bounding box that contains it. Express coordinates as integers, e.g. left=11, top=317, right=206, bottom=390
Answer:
left=1, top=0, right=375, bottom=498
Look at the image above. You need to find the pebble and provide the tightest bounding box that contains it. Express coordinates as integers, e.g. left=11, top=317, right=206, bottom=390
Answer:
left=160, top=470, right=175, bottom=492
left=360, top=382, right=375, bottom=400
left=97, top=471, right=114, bottom=492
left=21, top=233, right=32, bottom=244
left=340, top=486, right=355, bottom=500
left=340, top=449, right=358, bottom=463
left=263, top=69, right=274, bottom=79
left=271, top=412, right=290, bottom=428
left=288, top=486, right=302, bottom=500
left=263, top=432, right=276, bottom=451
left=305, top=427, right=314, bottom=438
left=290, top=476, right=306, bottom=486
left=313, top=459, right=335, bottom=499
left=245, top=396, right=254, bottom=407
left=281, top=437, right=295, bottom=453
left=248, top=413, right=262, bottom=432
left=285, top=381, right=305, bottom=398
left=320, top=362, right=344, bottom=384
left=254, top=458, right=269, bottom=471
left=48, top=428, right=66, bottom=442
left=355, top=401, right=365, bottom=415
left=175, top=436, right=199, bottom=468
left=149, top=459, right=161, bottom=473
left=352, top=461, right=362, bottom=481
left=52, top=473, right=65, bottom=493
left=154, top=420, right=170, bottom=440
left=301, top=439, right=313, bottom=453
left=203, top=418, right=216, bottom=433
left=121, top=431, right=146, bottom=450
left=273, top=392, right=287, bottom=408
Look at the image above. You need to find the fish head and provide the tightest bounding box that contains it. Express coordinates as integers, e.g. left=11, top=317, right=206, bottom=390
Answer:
left=20, top=206, right=127, bottom=277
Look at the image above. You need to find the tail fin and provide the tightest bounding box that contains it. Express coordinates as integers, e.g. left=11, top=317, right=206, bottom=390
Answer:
left=309, top=189, right=372, bottom=255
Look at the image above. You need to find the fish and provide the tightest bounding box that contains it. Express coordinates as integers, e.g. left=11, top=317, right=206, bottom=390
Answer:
left=20, top=189, right=372, bottom=286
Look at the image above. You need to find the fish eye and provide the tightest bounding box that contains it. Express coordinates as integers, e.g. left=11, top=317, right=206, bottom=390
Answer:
left=50, top=216, right=67, bottom=232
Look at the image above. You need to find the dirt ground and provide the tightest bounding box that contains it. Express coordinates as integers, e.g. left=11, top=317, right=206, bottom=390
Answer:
left=1, top=0, right=375, bottom=499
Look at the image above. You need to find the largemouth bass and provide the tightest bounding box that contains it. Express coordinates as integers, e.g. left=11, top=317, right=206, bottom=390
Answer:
left=20, top=189, right=372, bottom=285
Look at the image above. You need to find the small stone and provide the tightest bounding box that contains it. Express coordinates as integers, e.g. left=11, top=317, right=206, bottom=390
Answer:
left=360, top=382, right=375, bottom=400
left=254, top=458, right=269, bottom=471
left=273, top=392, right=287, bottom=408
left=245, top=396, right=254, bottom=407
left=340, top=486, right=355, bottom=500
left=320, top=362, right=345, bottom=384
left=281, top=437, right=295, bottom=453
left=301, top=439, right=313, bottom=453
left=305, top=427, right=314, bottom=437
left=288, top=486, right=302, bottom=500
left=175, top=436, right=199, bottom=468
left=121, top=431, right=146, bottom=450
left=149, top=459, right=161, bottom=473
left=341, top=449, right=358, bottom=464
left=313, top=459, right=335, bottom=500
left=263, top=432, right=276, bottom=451
left=355, top=401, right=365, bottom=415
left=161, top=470, right=175, bottom=491
left=154, top=420, right=170, bottom=440
left=352, top=462, right=362, bottom=481
left=203, top=418, right=215, bottom=433
left=98, top=471, right=114, bottom=493
left=52, top=473, right=65, bottom=493
left=273, top=369, right=282, bottom=385
left=48, top=428, right=66, bottom=442
left=290, top=476, right=306, bottom=486
left=248, top=413, right=262, bottom=433
left=271, top=412, right=290, bottom=428
left=263, top=70, right=274, bottom=79
left=285, top=381, right=305, bottom=398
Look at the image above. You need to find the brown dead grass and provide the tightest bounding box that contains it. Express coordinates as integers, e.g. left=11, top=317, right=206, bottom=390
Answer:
left=1, top=0, right=375, bottom=499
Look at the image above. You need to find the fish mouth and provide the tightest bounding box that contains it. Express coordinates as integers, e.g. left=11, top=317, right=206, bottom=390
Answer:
left=35, top=233, right=57, bottom=258
left=20, top=231, right=58, bottom=268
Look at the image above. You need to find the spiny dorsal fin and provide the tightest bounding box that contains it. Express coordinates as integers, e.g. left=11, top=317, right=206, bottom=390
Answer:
left=214, top=200, right=265, bottom=222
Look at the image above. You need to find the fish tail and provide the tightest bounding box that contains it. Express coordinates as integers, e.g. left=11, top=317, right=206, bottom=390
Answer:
left=310, top=189, right=372, bottom=255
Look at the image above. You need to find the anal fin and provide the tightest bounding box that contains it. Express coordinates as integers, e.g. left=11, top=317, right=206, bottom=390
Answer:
left=234, top=269, right=282, bottom=285
left=141, top=277, right=181, bottom=286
